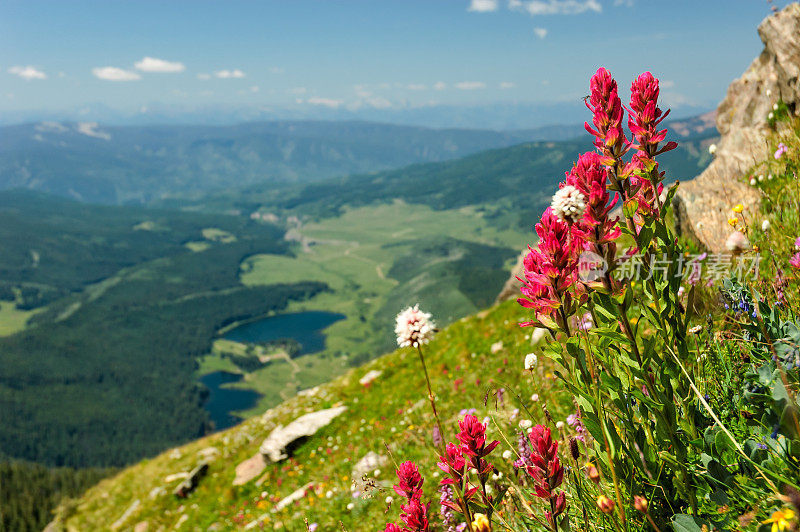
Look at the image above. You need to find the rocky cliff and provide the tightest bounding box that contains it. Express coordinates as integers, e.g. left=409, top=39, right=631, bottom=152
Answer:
left=675, top=2, right=800, bottom=251
left=498, top=3, right=800, bottom=303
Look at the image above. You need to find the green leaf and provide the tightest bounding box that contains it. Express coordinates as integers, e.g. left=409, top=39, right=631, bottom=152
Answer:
left=672, top=514, right=714, bottom=532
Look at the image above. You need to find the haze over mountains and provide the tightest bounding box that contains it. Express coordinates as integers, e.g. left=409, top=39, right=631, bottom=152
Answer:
left=0, top=100, right=715, bottom=130
left=0, top=112, right=717, bottom=205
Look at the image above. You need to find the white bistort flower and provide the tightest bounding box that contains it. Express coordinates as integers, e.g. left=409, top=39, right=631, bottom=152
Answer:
left=762, top=219, right=771, bottom=232
left=708, top=143, right=717, bottom=155
left=395, top=304, right=436, bottom=348
left=524, top=353, right=538, bottom=370
left=550, top=185, right=586, bottom=224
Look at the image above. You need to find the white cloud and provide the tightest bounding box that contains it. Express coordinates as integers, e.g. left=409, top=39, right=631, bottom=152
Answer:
left=660, top=79, right=675, bottom=89
left=249, top=85, right=260, bottom=93
left=307, top=97, right=343, bottom=108
left=92, top=66, right=141, bottom=81
left=269, top=67, right=284, bottom=74
left=499, top=81, right=516, bottom=89
left=197, top=73, right=211, bottom=80
left=407, top=84, right=427, bottom=91
left=534, top=27, right=548, bottom=38
left=289, top=87, right=307, bottom=95
left=614, top=0, right=635, bottom=5
left=455, top=81, right=486, bottom=90
left=514, top=0, right=601, bottom=15
left=8, top=66, right=47, bottom=80
left=468, top=0, right=499, bottom=11
left=433, top=81, right=447, bottom=91
left=214, top=69, right=245, bottom=79
left=134, top=56, right=185, bottom=73
left=76, top=122, right=111, bottom=140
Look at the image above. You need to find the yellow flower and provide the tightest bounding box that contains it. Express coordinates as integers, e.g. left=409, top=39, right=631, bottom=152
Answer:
left=732, top=203, right=744, bottom=213
left=472, top=513, right=491, bottom=532
left=728, top=217, right=738, bottom=227
left=763, top=508, right=795, bottom=532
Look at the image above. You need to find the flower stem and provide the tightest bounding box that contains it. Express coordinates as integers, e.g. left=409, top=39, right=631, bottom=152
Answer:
left=415, top=345, right=446, bottom=453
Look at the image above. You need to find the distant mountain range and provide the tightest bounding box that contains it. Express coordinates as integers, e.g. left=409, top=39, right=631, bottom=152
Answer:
left=0, top=101, right=715, bottom=130
left=0, top=114, right=717, bottom=206
left=0, top=120, right=570, bottom=204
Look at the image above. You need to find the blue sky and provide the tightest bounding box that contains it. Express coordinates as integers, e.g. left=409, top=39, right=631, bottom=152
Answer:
left=0, top=0, right=788, bottom=118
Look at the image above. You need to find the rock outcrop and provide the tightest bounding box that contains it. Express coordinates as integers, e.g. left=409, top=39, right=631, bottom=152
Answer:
left=259, top=405, right=347, bottom=462
left=675, top=3, right=800, bottom=251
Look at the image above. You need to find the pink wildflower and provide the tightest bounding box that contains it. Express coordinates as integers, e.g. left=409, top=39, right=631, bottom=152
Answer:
left=628, top=72, right=677, bottom=160
left=794, top=236, right=800, bottom=251
left=518, top=208, right=584, bottom=329
left=584, top=67, right=629, bottom=162
left=790, top=253, right=800, bottom=269
left=565, top=151, right=621, bottom=288
left=525, top=425, right=567, bottom=527
left=399, top=498, right=430, bottom=532
left=395, top=461, right=424, bottom=501
left=456, top=414, right=499, bottom=476
left=775, top=142, right=788, bottom=159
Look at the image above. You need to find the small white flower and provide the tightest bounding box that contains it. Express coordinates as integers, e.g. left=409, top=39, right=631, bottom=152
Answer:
left=689, top=325, right=703, bottom=334
left=519, top=419, right=533, bottom=430
left=490, top=341, right=503, bottom=354
left=502, top=450, right=513, bottom=460
left=433, top=471, right=440, bottom=478
left=385, top=496, right=394, bottom=504
left=394, top=305, right=435, bottom=348
left=373, top=469, right=381, bottom=477
left=556, top=421, right=565, bottom=430
left=768, top=112, right=774, bottom=120
left=326, top=490, right=333, bottom=498
left=347, top=502, right=355, bottom=510
left=758, top=174, right=765, bottom=182
left=531, top=393, right=539, bottom=402
left=768, top=173, right=773, bottom=180
left=492, top=472, right=503, bottom=481
left=677, top=286, right=685, bottom=297
left=762, top=219, right=770, bottom=232
left=708, top=143, right=717, bottom=155
left=524, top=353, right=538, bottom=370
left=551, top=185, right=586, bottom=224
left=750, top=178, right=757, bottom=186
left=766, top=89, right=772, bottom=97
left=773, top=103, right=779, bottom=111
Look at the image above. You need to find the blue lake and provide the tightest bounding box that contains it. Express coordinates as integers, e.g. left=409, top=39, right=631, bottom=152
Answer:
left=222, top=310, right=346, bottom=354
left=201, top=311, right=346, bottom=430
left=199, top=371, right=260, bottom=431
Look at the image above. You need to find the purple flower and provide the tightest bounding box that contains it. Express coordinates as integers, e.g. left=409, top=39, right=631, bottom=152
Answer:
left=774, top=142, right=788, bottom=160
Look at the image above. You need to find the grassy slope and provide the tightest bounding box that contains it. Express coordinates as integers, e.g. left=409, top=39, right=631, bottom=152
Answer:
left=56, top=299, right=570, bottom=531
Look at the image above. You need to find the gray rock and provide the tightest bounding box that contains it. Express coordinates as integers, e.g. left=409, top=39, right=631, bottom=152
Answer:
left=173, top=462, right=209, bottom=498
left=233, top=453, right=267, bottom=486
left=259, top=406, right=347, bottom=462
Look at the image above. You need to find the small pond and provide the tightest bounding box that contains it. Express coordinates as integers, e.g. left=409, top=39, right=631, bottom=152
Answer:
left=199, top=371, right=260, bottom=431
left=222, top=310, right=345, bottom=354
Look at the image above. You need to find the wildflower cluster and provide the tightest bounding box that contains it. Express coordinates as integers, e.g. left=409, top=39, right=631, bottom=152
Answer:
left=385, top=461, right=430, bottom=532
